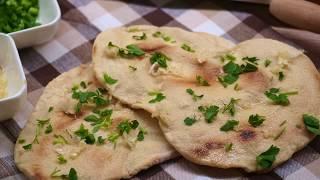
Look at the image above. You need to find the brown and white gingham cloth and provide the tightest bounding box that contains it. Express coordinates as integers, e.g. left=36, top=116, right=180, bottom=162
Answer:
left=1, top=0, right=319, bottom=179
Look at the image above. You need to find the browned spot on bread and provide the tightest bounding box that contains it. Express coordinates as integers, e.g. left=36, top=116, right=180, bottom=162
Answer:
left=192, top=141, right=223, bottom=157
left=239, top=129, right=256, bottom=142
left=196, top=62, right=221, bottom=85
left=31, top=165, right=46, bottom=180
left=137, top=41, right=167, bottom=52
left=55, top=111, right=76, bottom=130
left=85, top=148, right=112, bottom=169
left=240, top=71, right=269, bottom=92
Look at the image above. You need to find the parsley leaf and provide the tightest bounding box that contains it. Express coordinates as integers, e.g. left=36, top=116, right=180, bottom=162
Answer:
left=264, top=59, right=271, bottom=67
left=242, top=56, right=259, bottom=65
left=148, top=91, right=166, bottom=103
left=218, top=74, right=239, bottom=87
left=220, top=120, right=239, bottom=132
left=181, top=43, right=195, bottom=53
left=23, top=144, right=32, bottom=150
left=132, top=32, right=147, bottom=40
left=45, top=124, right=53, bottom=134
left=152, top=31, right=173, bottom=42
left=72, top=88, right=109, bottom=113
left=57, top=154, right=67, bottom=164
left=137, top=128, right=147, bottom=141
left=225, top=143, right=233, bottom=152
left=108, top=132, right=120, bottom=144
left=196, top=75, right=210, bottom=86
left=150, top=52, right=170, bottom=69
left=264, top=88, right=298, bottom=106
left=220, top=54, right=236, bottom=62
left=256, top=145, right=280, bottom=169
left=248, top=114, right=265, bottom=127
left=74, top=124, right=95, bottom=144
left=68, top=168, right=78, bottom=180
left=48, top=106, right=54, bottom=112
left=184, top=116, right=197, bottom=126
left=118, top=120, right=134, bottom=135
left=198, top=105, right=219, bottom=123
left=18, top=139, right=25, bottom=144
left=85, top=109, right=113, bottom=133
left=303, top=114, right=320, bottom=135
left=108, top=42, right=145, bottom=58
left=129, top=65, right=137, bottom=71
left=186, top=88, right=203, bottom=101
left=80, top=81, right=87, bottom=89
left=97, top=136, right=106, bottom=145
left=278, top=71, right=284, bottom=81
left=103, top=73, right=118, bottom=85
left=222, top=98, right=238, bottom=116
left=53, top=134, right=68, bottom=145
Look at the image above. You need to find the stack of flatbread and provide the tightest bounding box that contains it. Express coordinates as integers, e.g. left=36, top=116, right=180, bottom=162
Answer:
left=15, top=25, right=320, bottom=179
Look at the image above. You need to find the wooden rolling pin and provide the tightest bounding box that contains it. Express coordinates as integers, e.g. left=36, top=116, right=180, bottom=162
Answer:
left=270, top=0, right=320, bottom=34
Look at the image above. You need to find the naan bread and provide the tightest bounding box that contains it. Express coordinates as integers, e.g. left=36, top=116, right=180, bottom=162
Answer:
left=15, top=65, right=176, bottom=179
left=92, top=25, right=320, bottom=172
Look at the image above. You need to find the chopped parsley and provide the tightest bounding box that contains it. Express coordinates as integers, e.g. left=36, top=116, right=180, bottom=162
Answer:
left=184, top=116, right=197, bottom=126
left=186, top=88, right=203, bottom=101
left=220, top=54, right=236, bottom=62
left=248, top=114, right=265, bottom=127
left=48, top=106, right=54, bottom=112
left=303, top=114, right=320, bottom=135
left=45, top=124, right=53, bottom=134
left=256, top=145, right=280, bottom=169
left=137, top=128, right=147, bottom=141
left=274, top=128, right=286, bottom=140
left=152, top=31, right=173, bottom=42
left=80, top=81, right=87, bottom=89
left=278, top=71, right=284, bottom=81
left=74, top=124, right=96, bottom=144
left=222, top=98, right=238, bottom=116
left=18, top=139, right=26, bottom=144
left=225, top=143, right=233, bottom=152
left=148, top=91, right=166, bottom=103
left=103, top=73, right=118, bottom=85
left=57, top=154, right=67, bottom=164
left=198, top=105, right=219, bottom=123
left=108, top=42, right=145, bottom=58
left=108, top=132, right=120, bottom=144
left=220, top=120, right=239, bottom=132
left=150, top=52, right=170, bottom=69
left=53, top=134, right=68, bottom=145
left=218, top=56, right=258, bottom=87
left=196, top=75, right=210, bottom=86
left=181, top=43, right=195, bottom=53
left=23, top=144, right=32, bottom=150
left=72, top=87, right=109, bottom=113
left=132, top=32, right=147, bottom=40
left=97, top=136, right=106, bottom=145
left=129, top=65, right=137, bottom=71
left=264, top=88, right=298, bottom=106
left=117, top=120, right=139, bottom=135
left=68, top=168, right=78, bottom=180
left=84, top=109, right=113, bottom=133
left=264, top=59, right=271, bottom=67
left=127, top=28, right=140, bottom=32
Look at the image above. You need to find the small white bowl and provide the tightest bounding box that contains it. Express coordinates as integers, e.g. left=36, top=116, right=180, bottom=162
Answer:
left=8, top=0, right=61, bottom=49
left=0, top=34, right=27, bottom=121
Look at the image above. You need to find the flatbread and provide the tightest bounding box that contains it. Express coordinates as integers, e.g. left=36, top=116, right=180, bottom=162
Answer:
left=92, top=25, right=320, bottom=172
left=15, top=64, right=176, bottom=179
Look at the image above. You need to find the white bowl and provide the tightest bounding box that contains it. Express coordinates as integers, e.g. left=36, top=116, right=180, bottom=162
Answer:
left=8, top=0, right=61, bottom=49
left=0, top=34, right=27, bottom=121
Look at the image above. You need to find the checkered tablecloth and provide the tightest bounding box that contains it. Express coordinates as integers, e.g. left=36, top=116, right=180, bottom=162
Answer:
left=1, top=0, right=319, bottom=179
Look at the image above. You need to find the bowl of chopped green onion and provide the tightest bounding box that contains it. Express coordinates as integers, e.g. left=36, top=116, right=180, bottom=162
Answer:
left=0, top=0, right=61, bottom=48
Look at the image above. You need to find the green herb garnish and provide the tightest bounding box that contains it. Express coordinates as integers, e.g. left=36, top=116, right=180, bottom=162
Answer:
left=186, top=88, right=203, bottom=101
left=196, top=75, right=210, bottom=86
left=129, top=65, right=137, bottom=71
left=278, top=71, right=284, bottom=81
left=74, top=124, right=95, bottom=144
left=225, top=143, right=233, bottom=152
left=222, top=98, right=238, bottom=116
left=108, top=42, right=145, bottom=58
left=97, top=136, right=106, bottom=145
left=68, top=168, right=78, bottom=180
left=57, top=154, right=67, bottom=164
left=150, top=52, right=170, bottom=69
left=48, top=106, right=54, bottom=112
left=117, top=120, right=139, bottom=135
left=274, top=128, right=286, bottom=140
left=264, top=88, right=298, bottom=106
left=248, top=114, right=265, bottom=127
left=198, top=105, right=219, bottom=123
left=148, top=91, right=166, bottom=103
left=80, top=81, right=87, bottom=89
left=103, top=73, right=118, bottom=85
left=84, top=109, right=113, bottom=133
left=53, top=134, right=68, bottom=145
left=256, top=145, right=280, bottom=169
left=264, top=59, right=271, bottom=67
left=152, top=31, right=173, bottom=42
left=18, top=139, right=25, bottom=144
left=108, top=132, right=120, bottom=144
left=133, top=32, right=147, bottom=40
left=137, top=128, right=147, bottom=141
left=220, top=120, right=239, bottom=132
left=220, top=54, right=236, bottom=62
left=181, top=43, right=195, bottom=52
left=184, top=116, right=197, bottom=126
left=303, top=114, right=320, bottom=135
left=23, top=144, right=32, bottom=150
left=45, top=124, right=53, bottom=134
